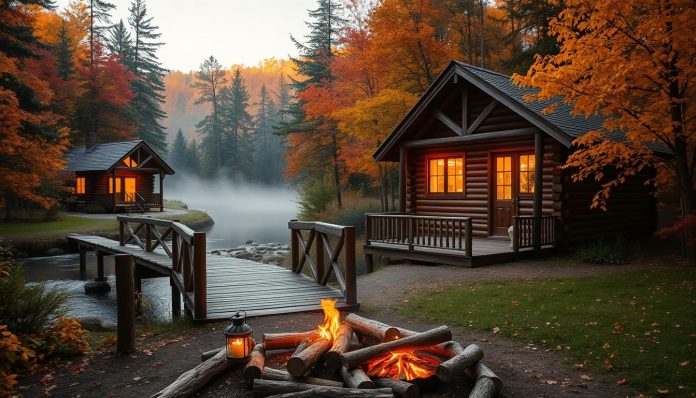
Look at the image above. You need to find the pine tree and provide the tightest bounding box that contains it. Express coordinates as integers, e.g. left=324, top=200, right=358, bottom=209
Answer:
left=127, top=0, right=168, bottom=153
left=283, top=0, right=347, bottom=207
left=107, top=19, right=133, bottom=65
left=185, top=138, right=200, bottom=175
left=169, top=128, right=187, bottom=171
left=255, top=84, right=283, bottom=184
left=86, top=0, right=115, bottom=144
left=55, top=22, right=74, bottom=80
left=220, top=68, right=253, bottom=177
left=193, top=56, right=226, bottom=177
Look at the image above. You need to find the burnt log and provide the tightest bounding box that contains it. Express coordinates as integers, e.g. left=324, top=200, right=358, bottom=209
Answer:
left=468, top=377, right=496, bottom=398
left=436, top=344, right=484, bottom=382
left=340, top=367, right=374, bottom=389
left=244, top=344, right=266, bottom=380
left=374, top=378, right=419, bottom=398
left=325, top=325, right=354, bottom=369
left=263, top=367, right=344, bottom=388
left=345, top=313, right=400, bottom=342
left=287, top=338, right=332, bottom=377
left=341, top=326, right=452, bottom=368
left=263, top=331, right=316, bottom=350
left=150, top=348, right=230, bottom=398
left=292, top=332, right=322, bottom=357
left=465, top=362, right=502, bottom=394
left=253, top=380, right=393, bottom=397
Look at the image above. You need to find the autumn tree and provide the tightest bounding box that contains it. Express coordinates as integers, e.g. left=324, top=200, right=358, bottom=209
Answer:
left=85, top=0, right=114, bottom=143
left=0, top=0, right=69, bottom=215
left=514, top=0, right=696, bottom=252
left=127, top=0, right=168, bottom=153
left=193, top=55, right=226, bottom=176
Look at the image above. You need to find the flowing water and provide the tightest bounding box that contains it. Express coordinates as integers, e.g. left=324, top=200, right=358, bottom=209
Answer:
left=20, top=180, right=298, bottom=325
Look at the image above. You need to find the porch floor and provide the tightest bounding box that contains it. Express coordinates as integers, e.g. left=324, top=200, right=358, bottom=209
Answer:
left=365, top=237, right=554, bottom=267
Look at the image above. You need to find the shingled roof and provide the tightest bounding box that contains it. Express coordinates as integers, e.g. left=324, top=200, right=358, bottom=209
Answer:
left=64, top=140, right=174, bottom=173
left=374, top=61, right=669, bottom=161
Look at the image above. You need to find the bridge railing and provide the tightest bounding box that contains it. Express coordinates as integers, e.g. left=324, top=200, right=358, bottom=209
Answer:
left=117, top=216, right=206, bottom=319
left=288, top=220, right=357, bottom=306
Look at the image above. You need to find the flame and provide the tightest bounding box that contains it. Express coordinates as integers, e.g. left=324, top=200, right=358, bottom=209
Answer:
left=366, top=351, right=440, bottom=381
left=317, top=299, right=341, bottom=341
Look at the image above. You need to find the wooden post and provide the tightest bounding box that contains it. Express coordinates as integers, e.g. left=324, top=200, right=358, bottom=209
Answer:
left=344, top=226, right=356, bottom=306
left=159, top=172, right=164, bottom=212
left=134, top=265, right=143, bottom=311
left=115, top=254, right=135, bottom=354
left=171, top=276, right=181, bottom=319
left=145, top=224, right=152, bottom=252
left=465, top=218, right=473, bottom=257
left=79, top=245, right=86, bottom=280
left=533, top=130, right=543, bottom=253
left=112, top=169, right=117, bottom=212
left=119, top=219, right=125, bottom=246
left=171, top=231, right=179, bottom=272
left=193, top=232, right=206, bottom=319
left=290, top=221, right=299, bottom=273
left=96, top=250, right=105, bottom=282
left=315, top=231, right=324, bottom=283
left=399, top=147, right=406, bottom=213
left=512, top=216, right=519, bottom=253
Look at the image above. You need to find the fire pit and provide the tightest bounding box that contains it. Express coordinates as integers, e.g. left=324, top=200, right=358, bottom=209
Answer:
left=247, top=299, right=502, bottom=398
left=151, top=299, right=502, bottom=398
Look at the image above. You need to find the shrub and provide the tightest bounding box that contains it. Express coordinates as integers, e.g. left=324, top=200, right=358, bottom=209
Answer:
left=575, top=238, right=636, bottom=265
left=330, top=202, right=381, bottom=236
left=297, top=181, right=334, bottom=220
left=84, top=203, right=106, bottom=213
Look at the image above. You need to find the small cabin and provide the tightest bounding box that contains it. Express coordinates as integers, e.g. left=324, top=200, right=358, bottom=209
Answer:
left=364, top=61, right=662, bottom=267
left=64, top=140, right=174, bottom=212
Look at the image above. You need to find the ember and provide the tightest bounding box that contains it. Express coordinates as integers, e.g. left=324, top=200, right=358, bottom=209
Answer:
left=366, top=351, right=440, bottom=381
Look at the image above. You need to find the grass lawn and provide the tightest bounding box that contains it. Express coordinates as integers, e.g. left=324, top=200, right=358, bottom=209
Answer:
left=402, top=268, right=696, bottom=397
left=0, top=215, right=117, bottom=240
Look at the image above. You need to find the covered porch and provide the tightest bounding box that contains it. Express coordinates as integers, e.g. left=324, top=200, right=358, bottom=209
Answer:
left=364, top=213, right=559, bottom=267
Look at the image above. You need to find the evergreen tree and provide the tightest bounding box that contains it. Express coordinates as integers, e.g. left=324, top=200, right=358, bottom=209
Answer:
left=86, top=0, right=115, bottom=144
left=55, top=22, right=74, bottom=80
left=193, top=56, right=226, bottom=177
left=107, top=19, right=133, bottom=65
left=282, top=0, right=346, bottom=207
left=254, top=84, right=284, bottom=184
left=220, top=67, right=253, bottom=177
left=127, top=0, right=168, bottom=153
left=185, top=138, right=200, bottom=175
left=169, top=128, right=187, bottom=171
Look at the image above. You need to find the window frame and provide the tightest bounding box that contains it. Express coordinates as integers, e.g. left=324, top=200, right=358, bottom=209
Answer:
left=108, top=177, right=122, bottom=194
left=517, top=152, right=536, bottom=197
left=75, top=177, right=86, bottom=195
left=425, top=152, right=466, bottom=197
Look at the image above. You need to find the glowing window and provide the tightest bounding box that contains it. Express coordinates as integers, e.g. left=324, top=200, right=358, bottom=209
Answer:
left=519, top=154, right=536, bottom=193
left=123, top=156, right=138, bottom=167
left=76, top=177, right=85, bottom=194
left=429, top=156, right=464, bottom=193
left=108, top=177, right=122, bottom=193
left=496, top=156, right=512, bottom=200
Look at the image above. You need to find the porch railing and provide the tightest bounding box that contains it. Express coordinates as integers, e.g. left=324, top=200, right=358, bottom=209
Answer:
left=365, top=213, right=473, bottom=257
left=512, top=215, right=560, bottom=252
left=118, top=216, right=206, bottom=319
left=288, top=220, right=357, bottom=306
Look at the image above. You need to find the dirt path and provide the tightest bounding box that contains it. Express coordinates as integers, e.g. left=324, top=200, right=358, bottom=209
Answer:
left=17, top=257, right=657, bottom=398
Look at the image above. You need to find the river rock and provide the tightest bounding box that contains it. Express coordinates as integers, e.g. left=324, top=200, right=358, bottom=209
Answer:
left=45, top=247, right=65, bottom=256
left=210, top=241, right=290, bottom=265
left=78, top=317, right=115, bottom=332
left=84, top=280, right=111, bottom=295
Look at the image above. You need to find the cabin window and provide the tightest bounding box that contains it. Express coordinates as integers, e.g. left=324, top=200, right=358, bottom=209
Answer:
left=496, top=156, right=512, bottom=199
left=428, top=156, right=464, bottom=194
left=76, top=177, right=85, bottom=195
left=519, top=154, right=535, bottom=193
left=123, top=156, right=138, bottom=167
left=108, top=177, right=122, bottom=193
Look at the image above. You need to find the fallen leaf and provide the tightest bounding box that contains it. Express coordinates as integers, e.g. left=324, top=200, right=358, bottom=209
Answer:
left=616, top=379, right=627, bottom=386
left=580, top=374, right=593, bottom=381
left=492, top=327, right=500, bottom=334
left=657, top=389, right=669, bottom=395
left=545, top=380, right=558, bottom=385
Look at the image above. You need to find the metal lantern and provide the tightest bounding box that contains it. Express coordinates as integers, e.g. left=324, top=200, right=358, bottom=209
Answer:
left=224, top=312, right=253, bottom=362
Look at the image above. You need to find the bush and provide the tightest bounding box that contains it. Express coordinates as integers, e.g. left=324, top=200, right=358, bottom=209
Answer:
left=330, top=202, right=381, bottom=236
left=84, top=203, right=106, bottom=213
left=575, top=238, right=636, bottom=265
left=297, top=181, right=334, bottom=220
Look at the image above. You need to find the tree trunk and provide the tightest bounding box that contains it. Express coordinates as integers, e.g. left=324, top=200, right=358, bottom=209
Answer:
left=331, top=131, right=342, bottom=209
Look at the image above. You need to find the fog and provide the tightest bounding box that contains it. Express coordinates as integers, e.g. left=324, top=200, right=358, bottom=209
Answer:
left=167, top=174, right=298, bottom=250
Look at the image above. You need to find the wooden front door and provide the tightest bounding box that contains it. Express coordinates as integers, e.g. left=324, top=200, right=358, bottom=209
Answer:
left=124, top=177, right=136, bottom=202
left=492, top=154, right=514, bottom=235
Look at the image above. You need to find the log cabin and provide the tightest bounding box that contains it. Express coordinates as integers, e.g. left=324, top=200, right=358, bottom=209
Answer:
left=364, top=61, right=664, bottom=267
left=64, top=140, right=174, bottom=212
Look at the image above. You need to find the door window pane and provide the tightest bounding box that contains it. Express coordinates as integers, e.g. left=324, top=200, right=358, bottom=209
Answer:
left=496, top=155, right=512, bottom=200
left=519, top=154, right=535, bottom=193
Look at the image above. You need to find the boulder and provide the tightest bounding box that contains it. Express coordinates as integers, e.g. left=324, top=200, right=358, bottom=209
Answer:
left=84, top=280, right=111, bottom=295
left=45, top=247, right=65, bottom=256
left=78, top=317, right=115, bottom=332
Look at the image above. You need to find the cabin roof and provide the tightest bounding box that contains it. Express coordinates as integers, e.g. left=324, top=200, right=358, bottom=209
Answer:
left=64, top=140, right=174, bottom=174
left=374, top=61, right=670, bottom=161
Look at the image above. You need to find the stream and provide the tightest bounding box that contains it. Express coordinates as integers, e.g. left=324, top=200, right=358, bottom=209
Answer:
left=20, top=181, right=298, bottom=326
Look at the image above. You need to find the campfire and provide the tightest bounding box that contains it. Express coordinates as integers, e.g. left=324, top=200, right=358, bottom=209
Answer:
left=151, top=299, right=502, bottom=398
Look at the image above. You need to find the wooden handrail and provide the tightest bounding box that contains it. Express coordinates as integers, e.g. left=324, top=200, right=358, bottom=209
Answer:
left=365, top=213, right=473, bottom=256
left=512, top=215, right=560, bottom=252
left=117, top=216, right=206, bottom=319
left=288, top=220, right=357, bottom=306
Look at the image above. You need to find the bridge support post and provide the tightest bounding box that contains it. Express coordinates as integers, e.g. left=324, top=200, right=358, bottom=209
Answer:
left=170, top=276, right=181, bottom=319
left=115, top=254, right=135, bottom=354
left=79, top=245, right=87, bottom=280
left=95, top=250, right=106, bottom=282
left=193, top=232, right=207, bottom=320
left=134, top=265, right=143, bottom=312
left=344, top=226, right=357, bottom=306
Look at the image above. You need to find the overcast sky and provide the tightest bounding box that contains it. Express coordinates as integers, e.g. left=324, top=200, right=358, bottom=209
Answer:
left=54, top=0, right=316, bottom=71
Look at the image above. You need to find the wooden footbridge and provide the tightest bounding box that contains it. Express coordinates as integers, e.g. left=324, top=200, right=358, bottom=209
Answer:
left=68, top=216, right=359, bottom=321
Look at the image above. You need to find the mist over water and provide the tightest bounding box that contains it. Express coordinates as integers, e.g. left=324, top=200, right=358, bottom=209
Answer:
left=167, top=174, right=298, bottom=250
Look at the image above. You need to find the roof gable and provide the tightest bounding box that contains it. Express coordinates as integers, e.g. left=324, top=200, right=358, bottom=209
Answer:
left=64, top=140, right=174, bottom=174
